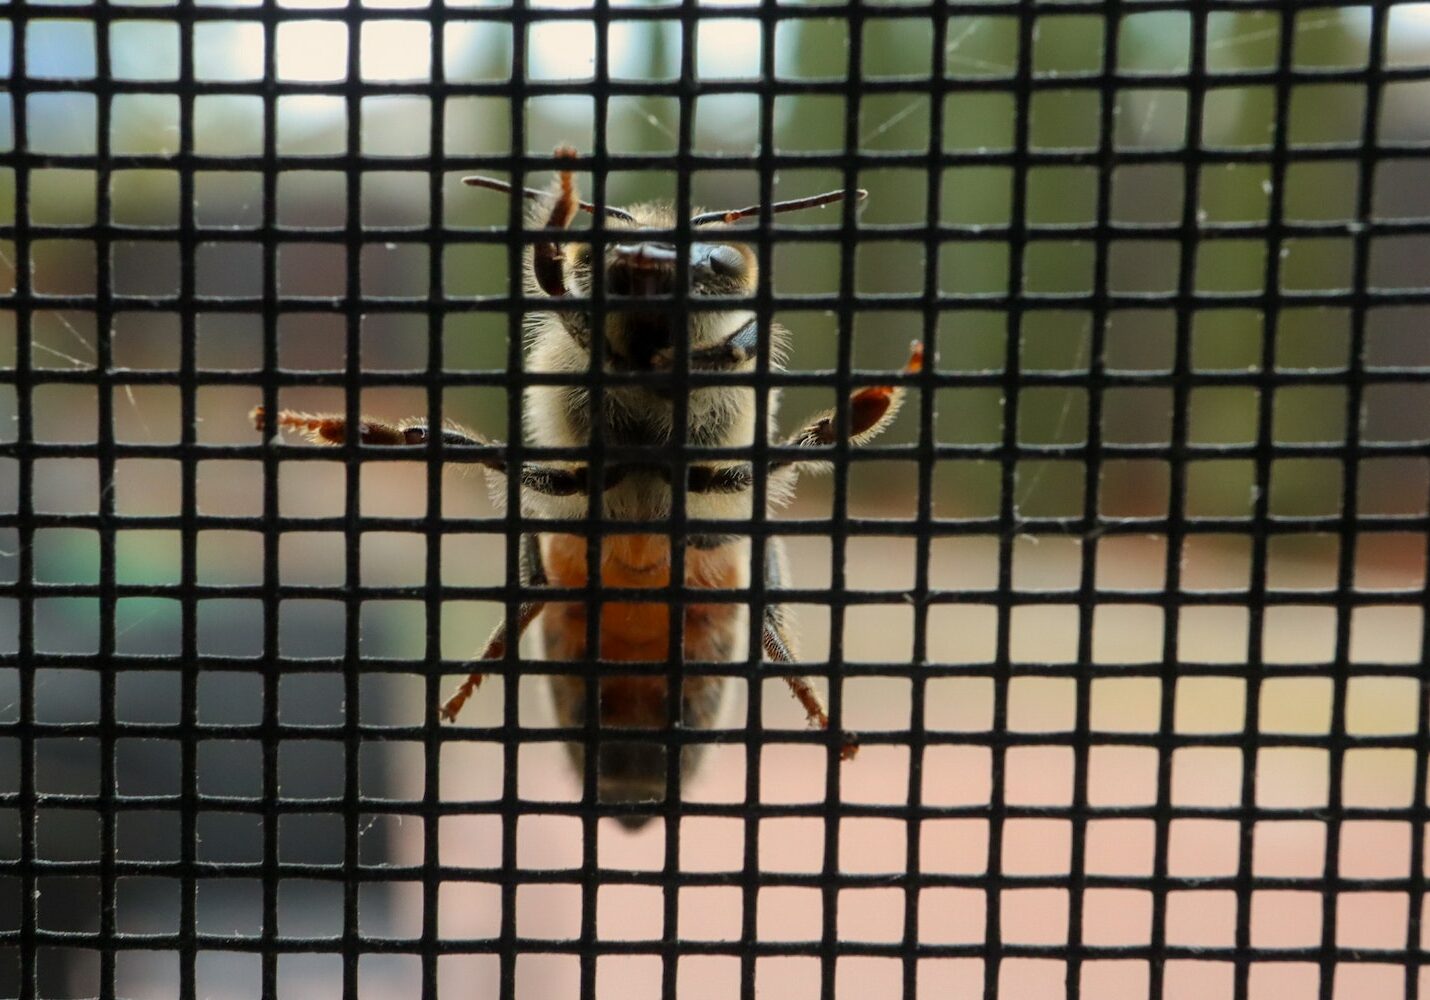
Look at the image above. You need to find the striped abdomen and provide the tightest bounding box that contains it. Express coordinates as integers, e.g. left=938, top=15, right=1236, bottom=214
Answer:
left=537, top=532, right=748, bottom=824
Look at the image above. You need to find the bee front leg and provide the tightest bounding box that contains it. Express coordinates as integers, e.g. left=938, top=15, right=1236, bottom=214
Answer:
left=761, top=540, right=858, bottom=761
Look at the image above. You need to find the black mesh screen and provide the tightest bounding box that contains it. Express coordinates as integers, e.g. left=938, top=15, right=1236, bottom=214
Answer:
left=2, top=2, right=1429, bottom=998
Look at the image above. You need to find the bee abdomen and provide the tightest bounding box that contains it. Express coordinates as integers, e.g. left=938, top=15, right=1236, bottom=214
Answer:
left=548, top=675, right=729, bottom=828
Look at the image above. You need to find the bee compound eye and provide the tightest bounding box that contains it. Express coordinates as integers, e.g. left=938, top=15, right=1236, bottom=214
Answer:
left=402, top=426, right=428, bottom=445
left=706, top=244, right=747, bottom=278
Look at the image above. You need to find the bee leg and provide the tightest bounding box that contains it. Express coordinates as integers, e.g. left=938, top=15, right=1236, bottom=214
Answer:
left=440, top=536, right=548, bottom=721
left=773, top=341, right=924, bottom=468
left=656, top=317, right=758, bottom=371
left=251, top=407, right=594, bottom=498
left=532, top=145, right=581, bottom=297
left=439, top=599, right=545, bottom=722
left=251, top=406, right=501, bottom=463
left=761, top=540, right=859, bottom=761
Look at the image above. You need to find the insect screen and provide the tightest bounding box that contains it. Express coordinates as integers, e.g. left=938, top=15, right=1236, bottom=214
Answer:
left=1, top=2, right=1428, bottom=998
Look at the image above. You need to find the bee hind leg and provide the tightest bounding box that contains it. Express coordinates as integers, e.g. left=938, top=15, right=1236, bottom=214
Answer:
left=761, top=541, right=859, bottom=761
left=438, top=600, right=545, bottom=722
left=441, top=536, right=549, bottom=722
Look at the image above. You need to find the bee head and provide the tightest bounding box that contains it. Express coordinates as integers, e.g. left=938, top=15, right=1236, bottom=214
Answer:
left=463, top=148, right=865, bottom=371
left=589, top=226, right=758, bottom=371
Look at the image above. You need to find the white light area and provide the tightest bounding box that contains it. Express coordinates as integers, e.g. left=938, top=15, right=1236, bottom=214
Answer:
left=194, top=22, right=264, bottom=82
left=1387, top=3, right=1430, bottom=64
left=277, top=21, right=347, bottom=82
left=524, top=0, right=596, bottom=82
left=265, top=7, right=762, bottom=84
left=528, top=21, right=596, bottom=81
left=696, top=19, right=761, bottom=79
left=524, top=0, right=704, bottom=81
left=361, top=20, right=432, bottom=81
left=249, top=4, right=773, bottom=135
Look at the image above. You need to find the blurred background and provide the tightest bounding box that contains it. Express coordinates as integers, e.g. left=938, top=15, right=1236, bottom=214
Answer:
left=1, top=3, right=1428, bottom=997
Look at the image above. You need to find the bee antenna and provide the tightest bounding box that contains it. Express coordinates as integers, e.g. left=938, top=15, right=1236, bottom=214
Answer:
left=690, top=188, right=868, bottom=227
left=462, top=174, right=637, bottom=225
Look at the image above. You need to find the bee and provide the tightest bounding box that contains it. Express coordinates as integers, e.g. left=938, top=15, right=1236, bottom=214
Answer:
left=252, top=147, right=920, bottom=827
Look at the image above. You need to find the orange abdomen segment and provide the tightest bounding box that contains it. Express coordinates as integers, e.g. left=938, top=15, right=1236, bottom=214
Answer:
left=537, top=533, right=746, bottom=812
left=537, top=532, right=745, bottom=723
left=538, top=532, right=745, bottom=668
